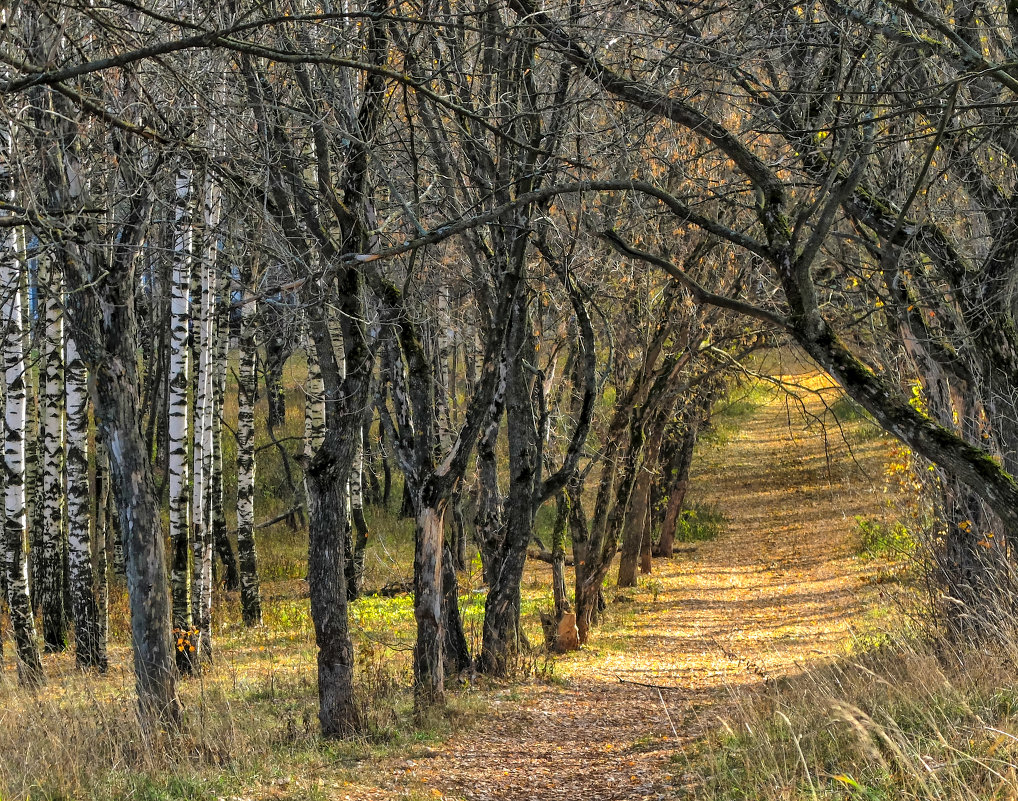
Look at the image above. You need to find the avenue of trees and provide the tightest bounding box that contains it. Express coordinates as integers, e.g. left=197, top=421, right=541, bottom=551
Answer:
left=2, top=0, right=1018, bottom=736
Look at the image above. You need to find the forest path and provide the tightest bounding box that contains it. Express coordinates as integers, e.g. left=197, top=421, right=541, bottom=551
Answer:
left=368, top=369, right=890, bottom=801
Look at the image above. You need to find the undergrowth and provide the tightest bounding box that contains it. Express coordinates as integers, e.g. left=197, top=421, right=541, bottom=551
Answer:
left=676, top=502, right=727, bottom=543
left=680, top=627, right=1018, bottom=800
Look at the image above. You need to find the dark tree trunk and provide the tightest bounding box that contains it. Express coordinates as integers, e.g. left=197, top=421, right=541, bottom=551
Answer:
left=400, top=480, right=415, bottom=519
left=74, top=304, right=181, bottom=727
left=551, top=490, right=572, bottom=618
left=480, top=295, right=539, bottom=676
left=618, top=463, right=652, bottom=587
left=305, top=447, right=358, bottom=736
left=263, top=327, right=290, bottom=430
left=474, top=413, right=504, bottom=585
left=442, top=541, right=472, bottom=676
left=450, top=488, right=468, bottom=572
left=655, top=421, right=697, bottom=558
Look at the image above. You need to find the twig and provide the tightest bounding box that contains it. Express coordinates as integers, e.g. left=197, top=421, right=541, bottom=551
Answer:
left=615, top=674, right=684, bottom=692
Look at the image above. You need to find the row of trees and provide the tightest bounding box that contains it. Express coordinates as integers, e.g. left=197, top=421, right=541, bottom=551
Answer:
left=3, top=0, right=1017, bottom=735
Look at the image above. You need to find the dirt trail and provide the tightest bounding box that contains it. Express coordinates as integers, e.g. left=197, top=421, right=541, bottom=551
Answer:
left=373, top=371, right=889, bottom=801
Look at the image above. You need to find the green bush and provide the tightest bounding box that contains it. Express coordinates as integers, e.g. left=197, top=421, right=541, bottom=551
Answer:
left=676, top=503, right=727, bottom=542
left=855, top=516, right=914, bottom=559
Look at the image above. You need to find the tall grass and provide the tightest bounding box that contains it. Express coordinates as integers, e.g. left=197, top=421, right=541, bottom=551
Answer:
left=681, top=548, right=1018, bottom=801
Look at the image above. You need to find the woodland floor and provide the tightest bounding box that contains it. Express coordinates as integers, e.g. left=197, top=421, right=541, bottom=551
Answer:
left=338, top=366, right=894, bottom=801
left=0, top=364, right=897, bottom=801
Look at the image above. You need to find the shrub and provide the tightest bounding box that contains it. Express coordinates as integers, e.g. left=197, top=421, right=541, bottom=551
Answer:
left=676, top=503, right=727, bottom=542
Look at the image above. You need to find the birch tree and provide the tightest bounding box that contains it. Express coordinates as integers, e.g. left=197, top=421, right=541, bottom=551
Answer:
left=236, top=257, right=262, bottom=626
left=168, top=165, right=193, bottom=641
left=0, top=168, right=44, bottom=685
left=65, top=332, right=106, bottom=670
left=37, top=255, right=65, bottom=652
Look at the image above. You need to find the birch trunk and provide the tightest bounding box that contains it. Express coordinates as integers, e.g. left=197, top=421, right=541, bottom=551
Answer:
left=93, top=439, right=110, bottom=667
left=1, top=217, right=44, bottom=686
left=38, top=255, right=66, bottom=652
left=304, top=325, right=326, bottom=459
left=236, top=268, right=262, bottom=626
left=210, top=280, right=238, bottom=592
left=190, top=176, right=217, bottom=665
left=345, top=424, right=368, bottom=600
left=65, top=332, right=105, bottom=669
left=168, top=165, right=192, bottom=637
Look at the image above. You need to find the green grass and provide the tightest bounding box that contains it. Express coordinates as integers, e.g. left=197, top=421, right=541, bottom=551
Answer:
left=702, top=381, right=775, bottom=446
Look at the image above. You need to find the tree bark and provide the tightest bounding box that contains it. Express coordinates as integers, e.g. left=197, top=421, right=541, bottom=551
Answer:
left=168, top=164, right=193, bottom=641
left=236, top=264, right=262, bottom=626
left=66, top=332, right=105, bottom=670
left=1, top=235, right=44, bottom=686
left=38, top=255, right=66, bottom=653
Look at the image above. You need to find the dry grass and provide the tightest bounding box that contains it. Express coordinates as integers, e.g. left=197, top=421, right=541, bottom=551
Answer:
left=686, top=630, right=1018, bottom=800
left=3, top=358, right=1013, bottom=800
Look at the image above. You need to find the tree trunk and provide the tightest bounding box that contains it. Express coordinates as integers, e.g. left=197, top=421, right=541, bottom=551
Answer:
left=346, top=425, right=368, bottom=600
left=442, top=541, right=472, bottom=676
left=480, top=295, right=539, bottom=676
left=236, top=270, right=262, bottom=626
left=93, top=440, right=111, bottom=671
left=305, top=452, right=358, bottom=736
left=656, top=421, right=697, bottom=558
left=414, top=501, right=446, bottom=711
left=210, top=271, right=239, bottom=592
left=191, top=228, right=215, bottom=665
left=39, top=255, right=66, bottom=652
left=1, top=242, right=44, bottom=686
left=474, top=413, right=504, bottom=585
left=168, top=165, right=192, bottom=641
left=617, top=463, right=651, bottom=587
left=66, top=332, right=105, bottom=670
left=551, top=491, right=572, bottom=618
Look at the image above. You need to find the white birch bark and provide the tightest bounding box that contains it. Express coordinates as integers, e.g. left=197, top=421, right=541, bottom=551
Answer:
left=190, top=173, right=218, bottom=663
left=65, top=331, right=105, bottom=669
left=303, top=322, right=326, bottom=459
left=236, top=270, right=261, bottom=625
left=38, top=255, right=66, bottom=652
left=0, top=168, right=43, bottom=681
left=210, top=263, right=237, bottom=591
left=168, top=164, right=193, bottom=632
